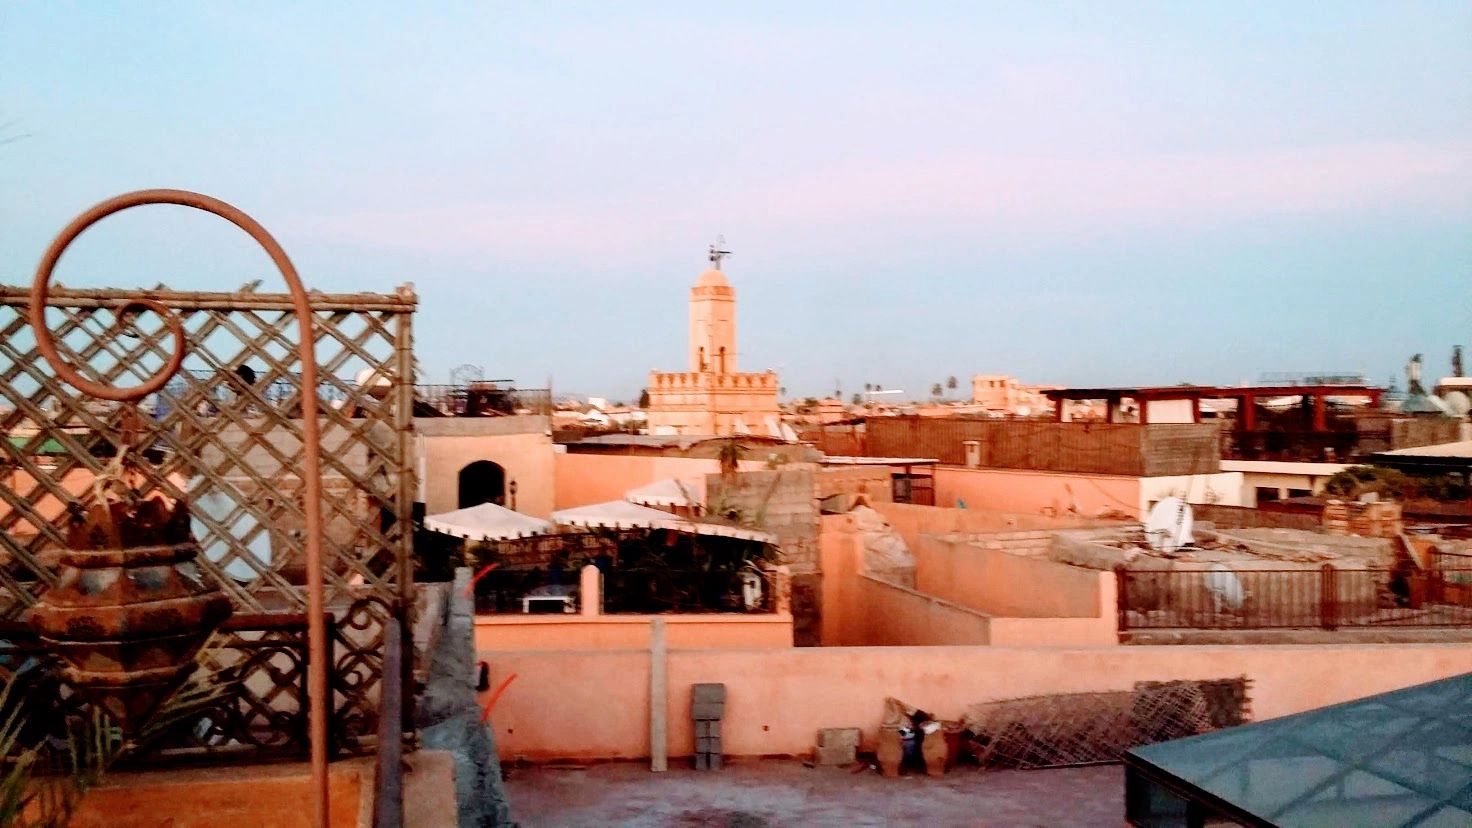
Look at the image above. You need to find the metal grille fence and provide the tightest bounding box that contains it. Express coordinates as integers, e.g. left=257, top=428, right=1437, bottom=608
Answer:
left=1117, top=564, right=1472, bottom=631
left=0, top=284, right=416, bottom=755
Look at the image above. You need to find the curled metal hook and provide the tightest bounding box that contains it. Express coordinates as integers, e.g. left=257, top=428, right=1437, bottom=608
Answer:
left=31, top=225, right=188, bottom=401
left=29, top=189, right=332, bottom=828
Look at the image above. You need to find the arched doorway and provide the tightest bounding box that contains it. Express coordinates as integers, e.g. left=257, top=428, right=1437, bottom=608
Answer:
left=458, top=460, right=506, bottom=508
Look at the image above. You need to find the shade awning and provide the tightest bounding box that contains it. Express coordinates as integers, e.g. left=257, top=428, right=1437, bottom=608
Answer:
left=554, top=500, right=777, bottom=544
left=553, top=500, right=687, bottom=530
left=423, top=502, right=553, bottom=541
left=625, top=477, right=703, bottom=509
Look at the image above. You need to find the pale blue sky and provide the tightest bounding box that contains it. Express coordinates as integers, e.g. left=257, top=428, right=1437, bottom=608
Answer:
left=2, top=2, right=1469, bottom=399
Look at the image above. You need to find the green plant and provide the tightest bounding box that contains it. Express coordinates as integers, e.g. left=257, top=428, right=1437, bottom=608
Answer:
left=1323, top=465, right=1413, bottom=499
left=0, top=662, right=236, bottom=826
left=717, top=439, right=743, bottom=479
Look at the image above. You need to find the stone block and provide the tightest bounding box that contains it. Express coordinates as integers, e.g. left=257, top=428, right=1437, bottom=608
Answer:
left=696, top=720, right=722, bottom=738
left=692, top=683, right=727, bottom=704
left=817, top=727, right=860, bottom=749
left=693, top=753, right=710, bottom=771
left=814, top=743, right=856, bottom=766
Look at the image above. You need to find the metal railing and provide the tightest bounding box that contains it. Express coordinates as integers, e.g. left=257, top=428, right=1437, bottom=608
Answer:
left=602, top=568, right=775, bottom=614
left=1116, top=564, right=1472, bottom=631
left=372, top=614, right=404, bottom=828
left=1220, top=429, right=1381, bottom=463
left=414, top=384, right=552, bottom=417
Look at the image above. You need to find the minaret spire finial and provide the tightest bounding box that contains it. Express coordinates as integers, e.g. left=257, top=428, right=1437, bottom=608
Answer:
left=708, top=235, right=731, bottom=270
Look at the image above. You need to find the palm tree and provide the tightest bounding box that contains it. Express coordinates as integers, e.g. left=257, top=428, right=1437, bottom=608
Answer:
left=718, top=438, right=743, bottom=480
left=931, top=382, right=943, bottom=398
left=946, top=376, right=958, bottom=391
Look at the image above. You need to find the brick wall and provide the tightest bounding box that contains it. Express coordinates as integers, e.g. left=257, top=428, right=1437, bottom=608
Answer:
left=864, top=417, right=1219, bottom=476
left=708, top=468, right=822, bottom=645
left=816, top=466, right=893, bottom=504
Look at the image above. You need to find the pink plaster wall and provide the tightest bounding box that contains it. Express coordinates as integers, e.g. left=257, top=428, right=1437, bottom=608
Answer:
left=819, top=513, right=1115, bottom=647
left=933, top=466, right=1142, bottom=518
left=818, top=514, right=861, bottom=646
left=912, top=535, right=1108, bottom=620
left=481, top=644, right=1472, bottom=761
left=0, top=466, right=96, bottom=535
left=553, top=453, right=762, bottom=510
left=474, top=614, right=793, bottom=650
left=872, top=501, right=1116, bottom=550
left=853, top=574, right=993, bottom=645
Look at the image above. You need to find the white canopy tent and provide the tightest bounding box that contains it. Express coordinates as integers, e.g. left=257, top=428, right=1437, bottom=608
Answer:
left=423, top=502, right=554, bottom=541
left=553, top=500, right=777, bottom=544
left=624, top=477, right=704, bottom=510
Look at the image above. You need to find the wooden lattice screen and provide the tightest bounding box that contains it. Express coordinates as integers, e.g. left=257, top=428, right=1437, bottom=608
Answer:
left=0, top=283, right=416, bottom=751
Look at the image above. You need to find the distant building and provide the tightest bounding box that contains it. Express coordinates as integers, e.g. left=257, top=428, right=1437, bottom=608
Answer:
left=646, top=246, right=782, bottom=437
left=970, top=374, right=1058, bottom=416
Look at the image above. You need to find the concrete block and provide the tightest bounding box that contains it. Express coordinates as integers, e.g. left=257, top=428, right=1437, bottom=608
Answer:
left=692, top=702, right=725, bottom=720
left=697, top=736, right=721, bottom=754
left=692, top=683, right=727, bottom=704
left=693, top=753, right=710, bottom=771
left=814, top=743, right=856, bottom=766
left=696, top=720, right=722, bottom=738
left=708, top=752, right=722, bottom=770
left=817, top=727, right=860, bottom=749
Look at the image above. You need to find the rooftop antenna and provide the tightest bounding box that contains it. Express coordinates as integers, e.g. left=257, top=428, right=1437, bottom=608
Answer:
left=709, top=235, right=731, bottom=270
left=450, top=363, right=484, bottom=386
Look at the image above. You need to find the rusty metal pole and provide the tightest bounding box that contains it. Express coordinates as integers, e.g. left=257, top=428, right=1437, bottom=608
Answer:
left=30, top=189, right=332, bottom=828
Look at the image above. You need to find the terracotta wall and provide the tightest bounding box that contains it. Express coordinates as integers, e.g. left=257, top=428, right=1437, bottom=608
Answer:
left=418, top=426, right=556, bottom=518
left=934, top=466, right=1141, bottom=518
left=912, top=535, right=1107, bottom=619
left=852, top=574, right=993, bottom=645
left=481, top=643, right=1472, bottom=761
left=553, top=453, right=762, bottom=510
left=816, top=466, right=893, bottom=503
left=818, top=513, right=861, bottom=646
left=871, top=501, right=1116, bottom=551
left=820, top=514, right=1115, bottom=647
left=0, top=466, right=95, bottom=535
left=474, top=614, right=793, bottom=650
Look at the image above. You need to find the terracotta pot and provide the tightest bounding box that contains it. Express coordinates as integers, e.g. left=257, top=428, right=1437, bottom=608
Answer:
left=30, top=494, right=233, bottom=734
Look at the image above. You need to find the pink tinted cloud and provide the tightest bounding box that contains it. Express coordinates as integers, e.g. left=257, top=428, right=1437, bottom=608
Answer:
left=292, top=140, right=1471, bottom=263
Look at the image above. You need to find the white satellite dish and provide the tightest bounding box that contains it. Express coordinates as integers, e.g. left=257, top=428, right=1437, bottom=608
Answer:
left=355, top=367, right=392, bottom=399
left=1445, top=391, right=1471, bottom=416
left=1204, top=562, right=1245, bottom=612
left=1144, top=497, right=1194, bottom=553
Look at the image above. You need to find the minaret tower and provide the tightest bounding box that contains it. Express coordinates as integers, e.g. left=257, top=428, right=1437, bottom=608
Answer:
left=689, top=238, right=737, bottom=373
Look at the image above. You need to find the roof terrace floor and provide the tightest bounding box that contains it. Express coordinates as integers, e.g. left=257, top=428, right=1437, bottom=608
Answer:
left=502, top=759, right=1120, bottom=827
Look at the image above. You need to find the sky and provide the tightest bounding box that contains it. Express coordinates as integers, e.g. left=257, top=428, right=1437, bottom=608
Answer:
left=2, top=2, right=1469, bottom=401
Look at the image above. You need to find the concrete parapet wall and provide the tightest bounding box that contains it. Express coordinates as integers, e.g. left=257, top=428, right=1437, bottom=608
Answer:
left=480, top=643, right=1472, bottom=762
left=853, top=574, right=993, bottom=645
left=474, top=613, right=794, bottom=651
left=913, top=534, right=1112, bottom=621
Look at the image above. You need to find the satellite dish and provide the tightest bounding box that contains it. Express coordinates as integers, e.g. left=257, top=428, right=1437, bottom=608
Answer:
left=355, top=367, right=392, bottom=399
left=450, top=363, right=484, bottom=386
left=1144, top=497, right=1194, bottom=552
left=1204, top=563, right=1245, bottom=612
left=1445, top=391, right=1471, bottom=416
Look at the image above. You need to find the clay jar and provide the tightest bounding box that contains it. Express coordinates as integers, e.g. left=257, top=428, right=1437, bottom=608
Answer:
left=30, top=493, right=233, bottom=734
